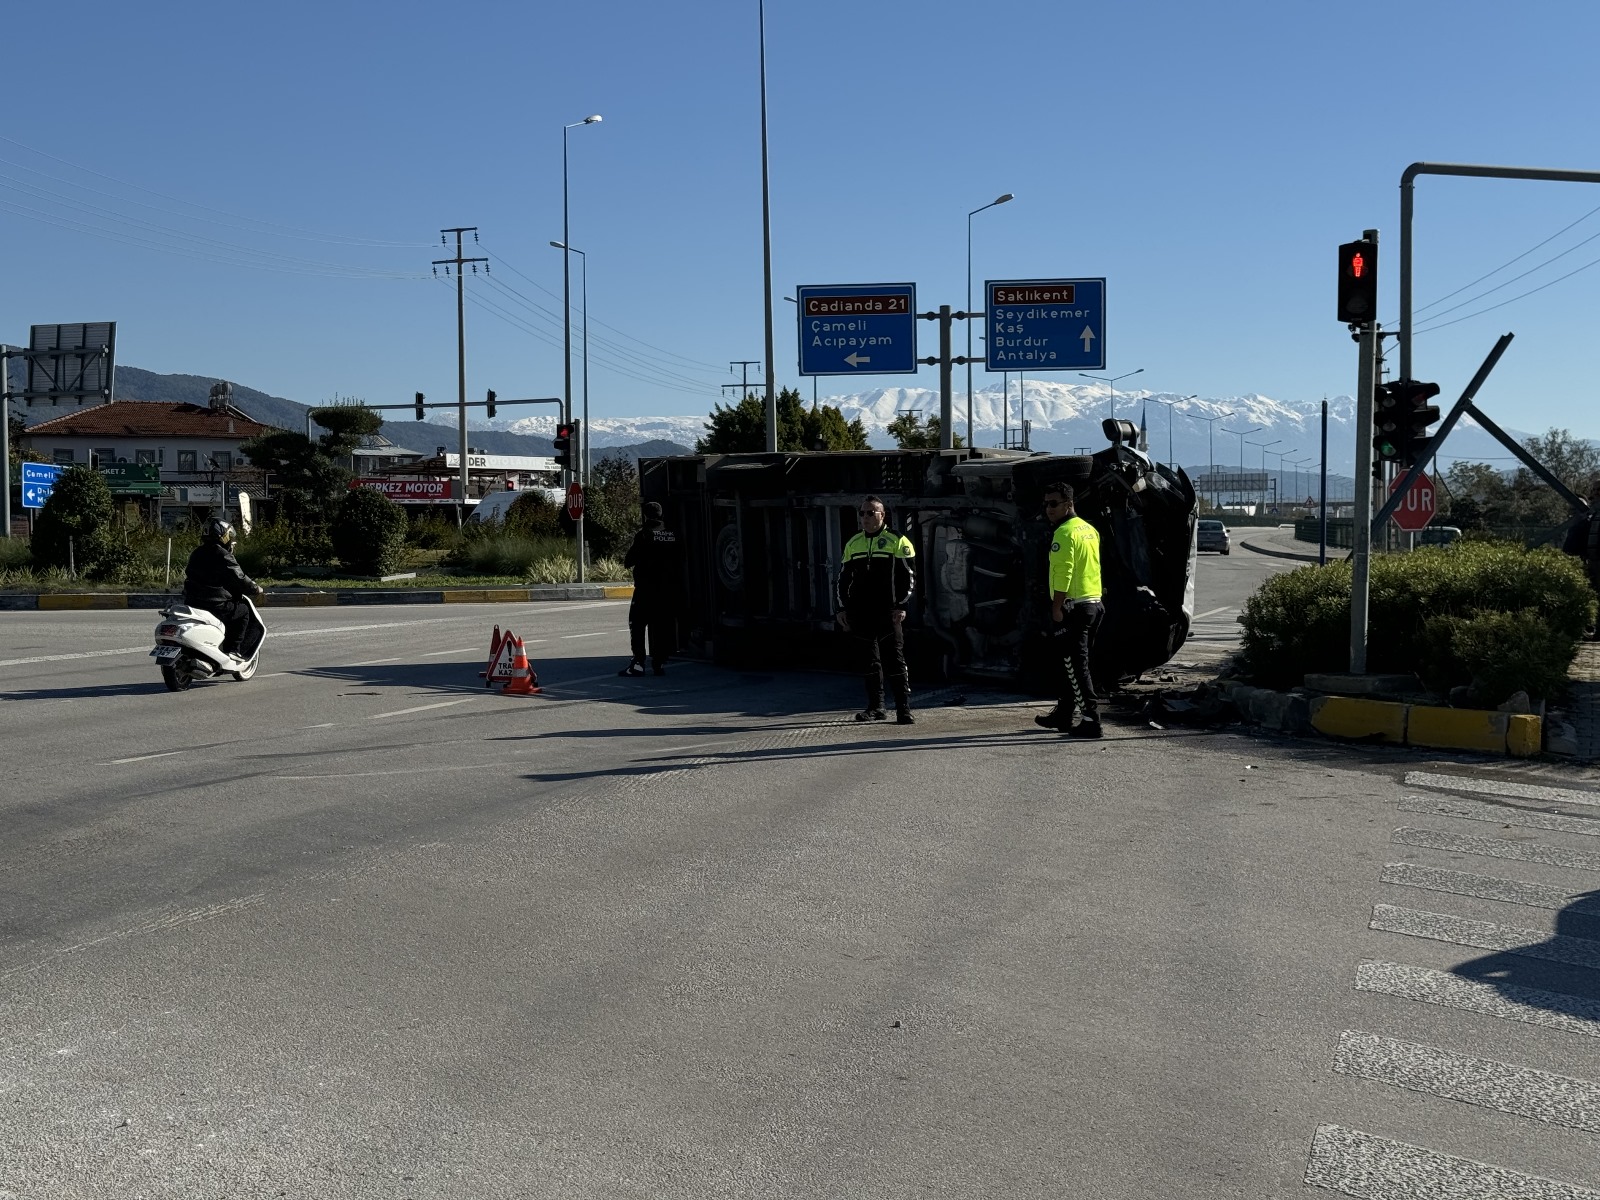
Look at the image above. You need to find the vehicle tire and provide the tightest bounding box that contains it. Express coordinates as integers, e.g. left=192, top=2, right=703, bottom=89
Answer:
left=233, top=656, right=258, bottom=682
left=161, top=660, right=193, bottom=691
left=1222, top=548, right=1230, bottom=555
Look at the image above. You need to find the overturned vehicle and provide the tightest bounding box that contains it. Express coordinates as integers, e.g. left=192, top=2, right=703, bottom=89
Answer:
left=639, top=420, right=1198, bottom=691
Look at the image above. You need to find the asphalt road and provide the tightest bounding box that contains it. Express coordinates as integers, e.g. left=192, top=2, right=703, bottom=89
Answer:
left=6, top=554, right=1600, bottom=1199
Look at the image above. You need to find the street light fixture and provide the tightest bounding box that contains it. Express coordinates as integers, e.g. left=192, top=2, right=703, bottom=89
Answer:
left=1221, top=423, right=1262, bottom=511
left=560, top=114, right=601, bottom=582
left=1079, top=368, right=1144, bottom=421
left=1248, top=437, right=1281, bottom=513
left=1149, top=392, right=1197, bottom=468
left=967, top=192, right=1013, bottom=446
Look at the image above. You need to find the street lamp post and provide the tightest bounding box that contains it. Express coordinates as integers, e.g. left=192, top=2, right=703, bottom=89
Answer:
left=561, top=114, right=601, bottom=582
left=1248, top=438, right=1281, bottom=512
left=1187, top=406, right=1232, bottom=509
left=1222, top=424, right=1262, bottom=512
left=549, top=239, right=588, bottom=508
left=1150, top=393, right=1197, bottom=468
left=967, top=193, right=1013, bottom=447
left=1079, top=368, right=1144, bottom=421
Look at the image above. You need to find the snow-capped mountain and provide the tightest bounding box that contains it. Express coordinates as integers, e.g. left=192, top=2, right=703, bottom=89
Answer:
left=488, top=381, right=1523, bottom=475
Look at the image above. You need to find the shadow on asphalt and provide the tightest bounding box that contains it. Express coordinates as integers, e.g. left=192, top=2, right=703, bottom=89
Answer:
left=1452, top=889, right=1600, bottom=1016
left=0, top=679, right=175, bottom=701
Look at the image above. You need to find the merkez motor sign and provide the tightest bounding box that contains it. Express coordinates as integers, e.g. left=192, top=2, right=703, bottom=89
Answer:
left=352, top=478, right=455, bottom=503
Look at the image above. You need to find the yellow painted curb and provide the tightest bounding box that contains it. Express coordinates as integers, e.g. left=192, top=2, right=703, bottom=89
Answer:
left=38, top=593, right=129, bottom=610
left=1309, top=696, right=1407, bottom=744
left=602, top=585, right=634, bottom=600
left=1407, top=706, right=1509, bottom=753
left=441, top=589, right=488, bottom=603
left=1506, top=714, right=1543, bottom=758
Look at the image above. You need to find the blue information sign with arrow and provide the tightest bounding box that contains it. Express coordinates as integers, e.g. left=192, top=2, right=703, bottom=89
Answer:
left=796, top=283, right=918, bottom=377
left=984, top=277, right=1106, bottom=372
left=20, top=462, right=64, bottom=509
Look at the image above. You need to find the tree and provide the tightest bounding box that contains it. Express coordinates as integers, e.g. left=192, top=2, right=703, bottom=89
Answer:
left=584, top=453, right=642, bottom=558
left=331, top=486, right=406, bottom=576
left=31, top=465, right=138, bottom=580
left=696, top=388, right=869, bottom=453
left=886, top=411, right=964, bottom=450
left=239, top=405, right=383, bottom=560
left=7, top=413, right=47, bottom=469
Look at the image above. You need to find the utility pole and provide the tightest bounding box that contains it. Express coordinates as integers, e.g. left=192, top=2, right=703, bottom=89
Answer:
left=433, top=227, right=487, bottom=523
left=729, top=360, right=761, bottom=406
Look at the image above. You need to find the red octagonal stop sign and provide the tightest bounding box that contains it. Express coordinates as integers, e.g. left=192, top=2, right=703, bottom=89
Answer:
left=1388, top=470, right=1436, bottom=533
left=565, top=482, right=585, bottom=521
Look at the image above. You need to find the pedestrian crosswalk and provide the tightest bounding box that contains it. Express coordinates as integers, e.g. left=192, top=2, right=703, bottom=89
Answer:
left=1303, top=770, right=1600, bottom=1197
left=1185, top=604, right=1245, bottom=644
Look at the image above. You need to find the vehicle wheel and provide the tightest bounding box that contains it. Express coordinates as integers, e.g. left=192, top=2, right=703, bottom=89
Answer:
left=161, top=661, right=193, bottom=692
left=233, top=656, right=258, bottom=682
left=1222, top=548, right=1230, bottom=555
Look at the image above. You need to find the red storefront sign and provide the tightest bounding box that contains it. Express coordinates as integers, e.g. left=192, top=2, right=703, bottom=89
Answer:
left=351, top=478, right=455, bottom=503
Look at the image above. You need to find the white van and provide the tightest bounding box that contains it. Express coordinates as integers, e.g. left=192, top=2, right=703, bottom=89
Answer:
left=467, top=486, right=565, bottom=525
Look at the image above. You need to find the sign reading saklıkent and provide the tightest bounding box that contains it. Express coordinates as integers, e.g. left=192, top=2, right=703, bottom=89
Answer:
left=985, top=278, right=1106, bottom=372
left=796, top=283, right=917, bottom=376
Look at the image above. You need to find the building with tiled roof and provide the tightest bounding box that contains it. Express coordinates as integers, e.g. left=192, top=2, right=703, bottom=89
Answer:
left=22, top=399, right=273, bottom=473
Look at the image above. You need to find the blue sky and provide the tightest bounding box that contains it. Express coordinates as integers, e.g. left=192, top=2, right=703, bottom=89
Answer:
left=5, top=0, right=1600, bottom=435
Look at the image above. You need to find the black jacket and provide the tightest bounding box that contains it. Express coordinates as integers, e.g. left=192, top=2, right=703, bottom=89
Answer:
left=624, top=521, right=681, bottom=602
left=837, top=530, right=916, bottom=635
left=184, top=542, right=258, bottom=608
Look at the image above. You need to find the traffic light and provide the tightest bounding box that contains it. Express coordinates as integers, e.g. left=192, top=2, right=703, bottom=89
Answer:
left=1337, top=238, right=1378, bottom=324
left=553, top=420, right=577, bottom=471
left=485, top=389, right=497, bottom=420
left=414, top=391, right=425, bottom=421
left=1373, top=379, right=1442, bottom=475
left=1392, top=379, right=1441, bottom=466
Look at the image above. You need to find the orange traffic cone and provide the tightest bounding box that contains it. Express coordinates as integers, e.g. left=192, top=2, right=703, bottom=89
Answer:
left=501, top=635, right=540, bottom=696
left=480, top=625, right=507, bottom=686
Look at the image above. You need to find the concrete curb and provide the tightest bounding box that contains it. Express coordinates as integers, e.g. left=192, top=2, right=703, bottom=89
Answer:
left=0, top=584, right=634, bottom=612
left=1220, top=681, right=1543, bottom=757
left=1238, top=538, right=1328, bottom=564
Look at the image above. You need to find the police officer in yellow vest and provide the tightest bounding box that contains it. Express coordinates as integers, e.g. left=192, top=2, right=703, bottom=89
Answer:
left=836, top=495, right=917, bottom=725
left=1036, top=482, right=1105, bottom=738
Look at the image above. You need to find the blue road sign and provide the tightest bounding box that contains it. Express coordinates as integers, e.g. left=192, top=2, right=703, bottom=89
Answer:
left=985, top=278, right=1106, bottom=372
left=20, top=462, right=64, bottom=510
left=796, top=283, right=917, bottom=377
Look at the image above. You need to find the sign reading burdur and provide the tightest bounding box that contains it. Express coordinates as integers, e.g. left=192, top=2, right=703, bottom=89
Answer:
left=352, top=478, right=455, bottom=503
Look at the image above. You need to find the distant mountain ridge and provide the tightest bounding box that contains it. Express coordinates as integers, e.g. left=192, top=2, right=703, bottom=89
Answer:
left=6, top=362, right=690, bottom=462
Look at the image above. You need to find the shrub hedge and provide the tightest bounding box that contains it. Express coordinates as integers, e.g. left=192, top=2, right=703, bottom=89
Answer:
left=331, top=488, right=407, bottom=576
left=1238, top=540, right=1594, bottom=704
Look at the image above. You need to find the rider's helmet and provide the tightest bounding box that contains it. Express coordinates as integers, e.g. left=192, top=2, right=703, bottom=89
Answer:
left=203, top=517, right=236, bottom=547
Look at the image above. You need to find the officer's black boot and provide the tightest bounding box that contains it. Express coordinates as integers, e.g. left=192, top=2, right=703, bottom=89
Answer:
left=855, top=674, right=886, bottom=722
left=891, top=674, right=914, bottom=725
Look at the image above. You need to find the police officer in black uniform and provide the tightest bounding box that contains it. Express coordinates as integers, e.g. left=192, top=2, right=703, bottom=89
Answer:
left=836, top=495, right=917, bottom=724
left=620, top=501, right=682, bottom=676
left=183, top=517, right=263, bottom=655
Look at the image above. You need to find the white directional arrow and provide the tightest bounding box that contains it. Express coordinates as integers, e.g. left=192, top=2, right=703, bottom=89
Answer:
left=1079, top=326, right=1097, bottom=353
left=843, top=352, right=872, bottom=368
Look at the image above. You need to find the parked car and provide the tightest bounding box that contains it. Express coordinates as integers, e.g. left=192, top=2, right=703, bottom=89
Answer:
left=1196, top=518, right=1230, bottom=554
left=1417, top=525, right=1462, bottom=547
left=468, top=485, right=565, bottom=525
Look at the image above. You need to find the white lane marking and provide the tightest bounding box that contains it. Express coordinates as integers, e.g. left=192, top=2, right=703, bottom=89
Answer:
left=1371, top=903, right=1600, bottom=970
left=1405, top=770, right=1600, bottom=809
left=0, top=645, right=150, bottom=668
left=560, top=632, right=610, bottom=639
left=104, top=750, right=184, bottom=765
left=0, top=608, right=620, bottom=670
left=1334, top=1030, right=1600, bottom=1134
left=422, top=647, right=479, bottom=656
left=1191, top=606, right=1233, bottom=619
left=344, top=657, right=400, bottom=667
left=302, top=723, right=338, bottom=729
left=369, top=698, right=476, bottom=719
left=1354, top=959, right=1600, bottom=1038
left=1304, top=1124, right=1600, bottom=1198
left=258, top=672, right=288, bottom=678
left=273, top=762, right=503, bottom=781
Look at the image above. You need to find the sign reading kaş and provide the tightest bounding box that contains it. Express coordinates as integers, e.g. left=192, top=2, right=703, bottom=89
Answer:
left=984, top=278, right=1106, bottom=372
left=796, top=283, right=918, bottom=376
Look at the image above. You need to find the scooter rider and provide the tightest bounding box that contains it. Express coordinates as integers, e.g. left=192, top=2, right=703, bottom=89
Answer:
left=184, top=518, right=263, bottom=655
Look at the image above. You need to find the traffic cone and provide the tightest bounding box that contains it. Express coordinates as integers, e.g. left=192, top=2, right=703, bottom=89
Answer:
left=501, top=635, right=540, bottom=696
left=480, top=625, right=506, bottom=686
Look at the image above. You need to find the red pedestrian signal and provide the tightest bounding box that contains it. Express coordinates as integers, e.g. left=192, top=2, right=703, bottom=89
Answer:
left=1337, top=238, right=1379, bottom=324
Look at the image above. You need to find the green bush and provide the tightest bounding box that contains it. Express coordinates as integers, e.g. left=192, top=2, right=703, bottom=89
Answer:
left=330, top=488, right=406, bottom=576
left=1239, top=541, right=1593, bottom=703
left=505, top=490, right=564, bottom=540
left=407, top=510, right=459, bottom=550
left=0, top=537, right=31, bottom=570
left=447, top=532, right=570, bottom=577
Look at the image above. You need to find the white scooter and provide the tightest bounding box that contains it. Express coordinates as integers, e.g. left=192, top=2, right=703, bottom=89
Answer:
left=151, top=597, right=267, bottom=691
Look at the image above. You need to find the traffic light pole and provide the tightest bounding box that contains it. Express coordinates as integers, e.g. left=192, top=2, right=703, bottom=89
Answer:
left=1350, top=301, right=1378, bottom=674
left=916, top=307, right=982, bottom=450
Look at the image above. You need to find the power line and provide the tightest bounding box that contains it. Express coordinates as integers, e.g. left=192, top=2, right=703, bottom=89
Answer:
left=1414, top=249, right=1600, bottom=335
left=1414, top=199, right=1600, bottom=316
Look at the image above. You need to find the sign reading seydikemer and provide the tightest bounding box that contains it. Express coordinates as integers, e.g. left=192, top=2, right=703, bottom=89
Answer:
left=985, top=278, right=1106, bottom=372
left=796, top=283, right=918, bottom=376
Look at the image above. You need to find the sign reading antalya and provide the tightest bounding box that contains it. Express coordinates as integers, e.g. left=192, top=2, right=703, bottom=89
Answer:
left=796, top=283, right=917, bottom=376
left=985, top=278, right=1106, bottom=372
